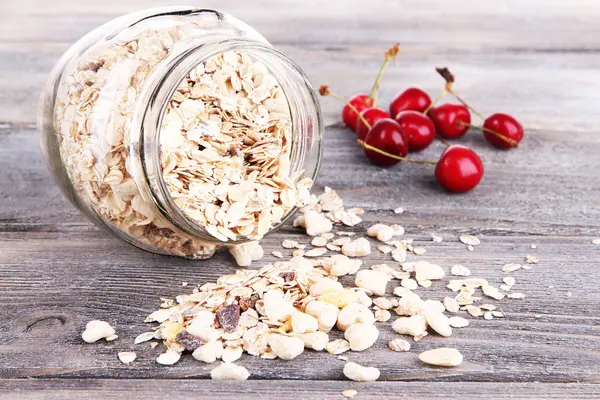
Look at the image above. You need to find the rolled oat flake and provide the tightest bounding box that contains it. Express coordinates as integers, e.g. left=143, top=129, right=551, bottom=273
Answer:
left=40, top=7, right=323, bottom=263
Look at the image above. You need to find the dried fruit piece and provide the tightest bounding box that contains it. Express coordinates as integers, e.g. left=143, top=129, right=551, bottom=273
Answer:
left=280, top=271, right=296, bottom=282
left=216, top=304, right=241, bottom=332
left=239, top=294, right=259, bottom=311
left=175, top=330, right=205, bottom=351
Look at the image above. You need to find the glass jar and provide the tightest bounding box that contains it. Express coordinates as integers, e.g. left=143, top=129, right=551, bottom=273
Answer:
left=39, top=7, right=323, bottom=260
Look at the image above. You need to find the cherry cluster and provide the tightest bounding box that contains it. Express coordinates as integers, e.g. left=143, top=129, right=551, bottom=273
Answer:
left=319, top=44, right=524, bottom=193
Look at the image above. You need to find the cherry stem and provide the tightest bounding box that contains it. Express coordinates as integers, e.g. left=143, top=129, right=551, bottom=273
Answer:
left=369, top=43, right=400, bottom=106
left=447, top=90, right=486, bottom=120
left=436, top=135, right=451, bottom=147
left=324, top=90, right=372, bottom=129
left=423, top=90, right=447, bottom=115
left=357, top=140, right=438, bottom=165
left=369, top=58, right=391, bottom=107
left=456, top=121, right=519, bottom=147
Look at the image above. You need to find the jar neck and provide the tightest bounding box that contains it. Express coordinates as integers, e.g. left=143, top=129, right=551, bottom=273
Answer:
left=128, top=38, right=323, bottom=244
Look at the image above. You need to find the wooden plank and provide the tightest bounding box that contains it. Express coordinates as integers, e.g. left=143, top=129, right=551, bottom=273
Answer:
left=2, top=0, right=600, bottom=125
left=3, top=123, right=600, bottom=233
left=1, top=228, right=600, bottom=382
left=1, top=379, right=600, bottom=400
left=2, top=0, right=600, bottom=396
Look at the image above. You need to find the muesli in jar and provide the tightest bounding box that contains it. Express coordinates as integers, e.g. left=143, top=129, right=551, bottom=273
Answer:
left=40, top=8, right=323, bottom=260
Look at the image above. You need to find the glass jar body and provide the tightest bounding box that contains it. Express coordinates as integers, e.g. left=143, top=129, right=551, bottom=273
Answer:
left=39, top=7, right=323, bottom=259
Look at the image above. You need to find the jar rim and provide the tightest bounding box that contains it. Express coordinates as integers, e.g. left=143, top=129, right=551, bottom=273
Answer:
left=130, top=38, right=323, bottom=244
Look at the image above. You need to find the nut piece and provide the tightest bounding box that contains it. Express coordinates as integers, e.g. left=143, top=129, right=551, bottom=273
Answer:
left=304, top=210, right=333, bottom=236
left=336, top=302, right=375, bottom=331
left=426, top=312, right=452, bottom=337
left=388, top=338, right=411, bottom=352
left=367, top=224, right=395, bottom=242
left=192, top=341, right=223, bottom=363
left=326, top=339, right=351, bottom=355
left=392, top=315, right=427, bottom=337
left=344, top=323, right=379, bottom=351
left=82, top=320, right=116, bottom=343
left=443, top=297, right=460, bottom=313
left=310, top=278, right=344, bottom=296
left=305, top=300, right=340, bottom=332
left=343, top=362, right=380, bottom=382
left=319, top=289, right=358, bottom=308
left=156, top=351, right=181, bottom=366
left=355, top=270, right=390, bottom=296
left=448, top=316, right=469, bottom=328
left=328, top=254, right=363, bottom=277
left=118, top=351, right=137, bottom=364
left=343, top=389, right=358, bottom=399
left=414, top=261, right=445, bottom=282
left=459, top=234, right=480, bottom=246
left=267, top=334, right=305, bottom=360
left=222, top=345, right=243, bottom=363
left=291, top=310, right=319, bottom=334
left=295, top=331, right=329, bottom=351
left=210, top=362, right=250, bottom=381
left=450, top=264, right=471, bottom=276
left=502, top=263, right=522, bottom=273
left=418, top=348, right=463, bottom=367
left=134, top=332, right=155, bottom=344
left=341, top=238, right=371, bottom=257
left=263, top=289, right=294, bottom=321
left=228, top=241, right=264, bottom=267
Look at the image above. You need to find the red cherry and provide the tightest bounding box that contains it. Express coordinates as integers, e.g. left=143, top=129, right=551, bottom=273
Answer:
left=435, top=145, right=484, bottom=193
left=428, top=103, right=471, bottom=139
left=363, top=119, right=409, bottom=166
left=394, top=111, right=436, bottom=152
left=342, top=94, right=373, bottom=130
left=390, top=88, right=432, bottom=117
left=482, top=113, right=523, bottom=149
left=356, top=107, right=390, bottom=140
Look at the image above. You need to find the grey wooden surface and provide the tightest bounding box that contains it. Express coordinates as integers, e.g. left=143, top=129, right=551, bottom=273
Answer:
left=1, top=0, right=600, bottom=398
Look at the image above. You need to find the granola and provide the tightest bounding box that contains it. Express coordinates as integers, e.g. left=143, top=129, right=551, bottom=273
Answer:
left=54, top=21, right=311, bottom=260
left=89, top=187, right=533, bottom=375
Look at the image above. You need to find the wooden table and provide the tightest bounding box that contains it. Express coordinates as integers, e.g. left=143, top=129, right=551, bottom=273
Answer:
left=1, top=0, right=600, bottom=398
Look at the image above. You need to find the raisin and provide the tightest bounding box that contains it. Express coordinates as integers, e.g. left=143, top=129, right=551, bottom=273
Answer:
left=280, top=272, right=296, bottom=282
left=216, top=304, right=241, bottom=332
left=175, top=330, right=204, bottom=351
left=239, top=294, right=259, bottom=311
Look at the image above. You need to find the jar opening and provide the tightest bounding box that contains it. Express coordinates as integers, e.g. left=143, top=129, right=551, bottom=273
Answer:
left=134, top=40, right=322, bottom=244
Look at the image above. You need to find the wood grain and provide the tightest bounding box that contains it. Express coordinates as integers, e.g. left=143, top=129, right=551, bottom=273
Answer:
left=1, top=380, right=600, bottom=400
left=1, top=0, right=600, bottom=397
